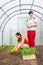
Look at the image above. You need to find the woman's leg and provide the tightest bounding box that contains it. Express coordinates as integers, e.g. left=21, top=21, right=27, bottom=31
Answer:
left=27, top=30, right=36, bottom=47
left=22, top=44, right=29, bottom=48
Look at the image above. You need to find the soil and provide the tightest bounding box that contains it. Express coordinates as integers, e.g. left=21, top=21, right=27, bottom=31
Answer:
left=0, top=46, right=43, bottom=65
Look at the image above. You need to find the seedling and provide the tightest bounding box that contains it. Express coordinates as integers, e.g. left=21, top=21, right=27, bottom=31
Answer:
left=21, top=47, right=36, bottom=56
left=0, top=45, right=6, bottom=51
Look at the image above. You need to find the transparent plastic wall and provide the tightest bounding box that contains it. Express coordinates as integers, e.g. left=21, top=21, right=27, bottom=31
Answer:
left=0, top=0, right=43, bottom=46
left=18, top=15, right=43, bottom=46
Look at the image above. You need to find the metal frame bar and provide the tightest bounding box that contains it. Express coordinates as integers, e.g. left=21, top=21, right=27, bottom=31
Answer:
left=0, top=6, right=43, bottom=30
left=30, top=0, right=34, bottom=9
left=1, top=12, right=43, bottom=45
left=0, top=4, right=43, bottom=19
left=0, top=0, right=43, bottom=45
left=1, top=0, right=16, bottom=8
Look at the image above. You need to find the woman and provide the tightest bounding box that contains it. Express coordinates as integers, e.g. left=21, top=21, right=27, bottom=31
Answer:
left=10, top=32, right=29, bottom=53
left=15, top=32, right=29, bottom=48
left=26, top=11, right=38, bottom=47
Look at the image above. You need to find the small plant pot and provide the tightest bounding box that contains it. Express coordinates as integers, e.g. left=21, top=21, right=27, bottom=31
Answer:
left=23, top=54, right=36, bottom=60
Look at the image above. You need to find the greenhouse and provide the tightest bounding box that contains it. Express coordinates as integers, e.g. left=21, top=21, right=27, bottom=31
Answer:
left=0, top=0, right=43, bottom=46
left=0, top=0, right=43, bottom=65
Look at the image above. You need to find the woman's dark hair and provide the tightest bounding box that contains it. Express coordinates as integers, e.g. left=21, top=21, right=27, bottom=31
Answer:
left=15, top=32, right=22, bottom=43
left=28, top=11, right=33, bottom=14
left=15, top=32, right=21, bottom=37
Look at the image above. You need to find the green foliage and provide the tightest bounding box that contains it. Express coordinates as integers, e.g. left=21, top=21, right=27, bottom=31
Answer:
left=9, top=36, right=14, bottom=52
left=9, top=46, right=14, bottom=53
left=0, top=45, right=6, bottom=51
left=21, top=47, right=36, bottom=56
left=25, top=19, right=28, bottom=22
left=9, top=36, right=13, bottom=46
left=25, top=19, right=28, bottom=25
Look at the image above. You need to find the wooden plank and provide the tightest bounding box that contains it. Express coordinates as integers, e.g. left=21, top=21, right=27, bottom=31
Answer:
left=23, top=54, right=36, bottom=60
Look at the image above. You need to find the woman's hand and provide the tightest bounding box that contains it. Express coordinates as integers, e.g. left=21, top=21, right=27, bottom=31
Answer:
left=28, top=22, right=38, bottom=28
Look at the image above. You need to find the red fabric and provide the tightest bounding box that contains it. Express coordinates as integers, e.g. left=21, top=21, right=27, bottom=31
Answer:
left=19, top=36, right=29, bottom=46
left=27, top=30, right=36, bottom=47
left=24, top=38, right=29, bottom=45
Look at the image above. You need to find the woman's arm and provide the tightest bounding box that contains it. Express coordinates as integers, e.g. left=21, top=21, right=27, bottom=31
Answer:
left=18, top=37, right=24, bottom=47
left=30, top=22, right=38, bottom=28
left=15, top=42, right=18, bottom=47
left=15, top=38, right=24, bottom=47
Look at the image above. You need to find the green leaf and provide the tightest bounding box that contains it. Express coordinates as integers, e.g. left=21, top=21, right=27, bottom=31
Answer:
left=0, top=45, right=6, bottom=51
left=21, top=47, right=36, bottom=56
